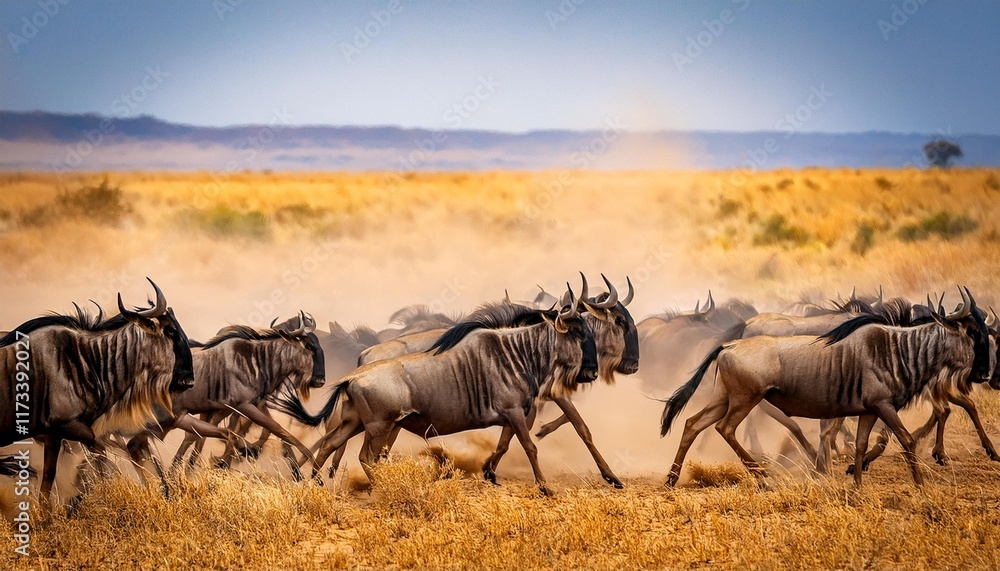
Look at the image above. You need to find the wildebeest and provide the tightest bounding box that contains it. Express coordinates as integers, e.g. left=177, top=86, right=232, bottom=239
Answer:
left=0, top=279, right=194, bottom=501
left=375, top=305, right=459, bottom=342
left=660, top=287, right=992, bottom=487
left=636, top=293, right=756, bottom=395
left=128, top=315, right=325, bottom=475
left=329, top=274, right=638, bottom=488
left=276, top=286, right=598, bottom=494
left=834, top=304, right=1000, bottom=471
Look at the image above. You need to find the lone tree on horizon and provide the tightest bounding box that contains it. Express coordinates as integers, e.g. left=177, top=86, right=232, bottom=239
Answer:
left=924, top=139, right=963, bottom=168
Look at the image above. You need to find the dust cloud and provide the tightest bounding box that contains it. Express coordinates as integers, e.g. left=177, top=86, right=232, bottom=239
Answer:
left=0, top=169, right=993, bottom=495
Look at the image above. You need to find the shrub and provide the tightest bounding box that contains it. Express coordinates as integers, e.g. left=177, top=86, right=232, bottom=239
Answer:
left=896, top=211, right=977, bottom=242
left=179, top=206, right=271, bottom=239
left=717, top=197, right=741, bottom=219
left=874, top=177, right=893, bottom=191
left=753, top=214, right=809, bottom=246
left=851, top=223, right=876, bottom=256
left=19, top=178, right=132, bottom=227
left=986, top=173, right=999, bottom=191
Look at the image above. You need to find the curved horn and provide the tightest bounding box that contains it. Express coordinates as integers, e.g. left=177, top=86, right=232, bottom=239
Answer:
left=850, top=286, right=857, bottom=301
left=694, top=300, right=701, bottom=315
left=926, top=294, right=934, bottom=310
left=270, top=317, right=279, bottom=328
left=875, top=285, right=884, bottom=307
left=946, top=286, right=970, bottom=320
left=504, top=289, right=512, bottom=304
left=578, top=272, right=589, bottom=304
left=287, top=311, right=307, bottom=336
left=586, top=274, right=619, bottom=310
left=986, top=306, right=998, bottom=329
left=707, top=290, right=715, bottom=312
left=135, top=278, right=167, bottom=318
left=117, top=293, right=136, bottom=318
left=303, top=311, right=316, bottom=333
left=89, top=299, right=105, bottom=322
left=558, top=283, right=578, bottom=319
left=621, top=276, right=634, bottom=307
left=938, top=292, right=946, bottom=315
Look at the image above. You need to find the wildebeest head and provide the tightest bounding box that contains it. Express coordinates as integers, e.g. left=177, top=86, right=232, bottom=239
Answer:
left=274, top=311, right=326, bottom=395
left=117, top=279, right=194, bottom=392
left=544, top=285, right=598, bottom=386
left=929, top=287, right=992, bottom=383
left=986, top=307, right=999, bottom=389
left=578, top=274, right=639, bottom=381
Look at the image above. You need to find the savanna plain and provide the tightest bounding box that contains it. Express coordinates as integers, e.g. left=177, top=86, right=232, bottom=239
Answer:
left=1, top=168, right=1000, bottom=570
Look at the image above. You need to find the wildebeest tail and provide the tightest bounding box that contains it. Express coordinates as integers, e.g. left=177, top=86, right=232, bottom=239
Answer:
left=715, top=320, right=747, bottom=345
left=271, top=381, right=348, bottom=428
left=660, top=345, right=724, bottom=437
left=0, top=455, right=35, bottom=477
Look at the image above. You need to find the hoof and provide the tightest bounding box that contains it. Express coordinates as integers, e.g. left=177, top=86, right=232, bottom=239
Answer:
left=665, top=474, right=679, bottom=488
left=603, top=475, right=624, bottom=489
left=846, top=463, right=856, bottom=475
left=483, top=469, right=499, bottom=486
left=989, top=453, right=1000, bottom=462
left=538, top=486, right=552, bottom=497
left=933, top=454, right=950, bottom=466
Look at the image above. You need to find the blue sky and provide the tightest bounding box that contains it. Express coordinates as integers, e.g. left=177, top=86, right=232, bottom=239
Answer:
left=2, top=0, right=998, bottom=134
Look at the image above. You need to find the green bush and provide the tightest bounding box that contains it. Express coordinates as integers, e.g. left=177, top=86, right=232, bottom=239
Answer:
left=19, top=178, right=132, bottom=227
left=753, top=215, right=810, bottom=247
left=851, top=223, right=876, bottom=255
left=179, top=206, right=271, bottom=239
left=896, top=211, right=977, bottom=242
left=717, top=197, right=741, bottom=219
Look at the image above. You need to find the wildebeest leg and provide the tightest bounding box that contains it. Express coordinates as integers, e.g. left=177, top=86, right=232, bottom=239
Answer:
left=125, top=433, right=170, bottom=497
left=501, top=408, right=550, bottom=496
left=852, top=415, right=877, bottom=486
left=816, top=418, right=842, bottom=473
left=41, top=435, right=62, bottom=505
left=716, top=395, right=767, bottom=479
left=173, top=410, right=227, bottom=469
left=232, top=403, right=316, bottom=475
left=666, top=391, right=729, bottom=487
left=743, top=413, right=764, bottom=457
left=550, top=396, right=623, bottom=488
left=757, top=400, right=818, bottom=462
left=357, top=421, right=395, bottom=486
left=929, top=400, right=952, bottom=465
left=535, top=413, right=570, bottom=439
left=873, top=403, right=923, bottom=486
left=948, top=392, right=1000, bottom=461
left=848, top=422, right=892, bottom=474
left=482, top=426, right=513, bottom=485
left=311, top=421, right=364, bottom=481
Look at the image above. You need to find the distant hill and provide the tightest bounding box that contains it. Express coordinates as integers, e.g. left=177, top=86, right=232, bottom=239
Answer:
left=1, top=110, right=998, bottom=171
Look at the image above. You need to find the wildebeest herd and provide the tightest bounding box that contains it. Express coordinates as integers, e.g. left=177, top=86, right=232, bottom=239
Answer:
left=1, top=276, right=998, bottom=505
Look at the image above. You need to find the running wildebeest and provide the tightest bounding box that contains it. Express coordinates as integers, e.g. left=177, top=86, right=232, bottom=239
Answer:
left=834, top=304, right=1000, bottom=471
left=660, top=287, right=992, bottom=487
left=0, top=279, right=194, bottom=501
left=276, top=285, right=598, bottom=495
left=128, top=314, right=325, bottom=476
left=327, top=274, right=638, bottom=488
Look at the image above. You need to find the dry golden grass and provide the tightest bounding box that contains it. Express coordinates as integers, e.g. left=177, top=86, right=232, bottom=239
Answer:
left=3, top=438, right=1000, bottom=571
left=2, top=168, right=1000, bottom=569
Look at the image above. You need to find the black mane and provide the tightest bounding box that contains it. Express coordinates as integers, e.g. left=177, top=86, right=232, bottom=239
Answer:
left=201, top=324, right=285, bottom=349
left=430, top=302, right=546, bottom=354
left=819, top=313, right=890, bottom=346
left=0, top=306, right=130, bottom=347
